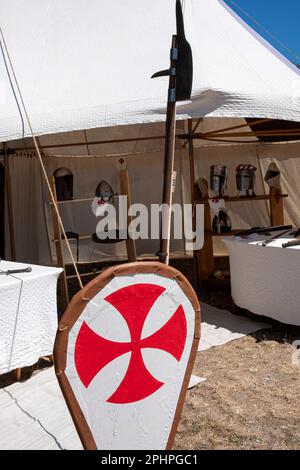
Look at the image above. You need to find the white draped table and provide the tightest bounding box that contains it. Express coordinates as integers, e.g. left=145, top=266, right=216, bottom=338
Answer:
left=223, top=232, right=300, bottom=326
left=0, top=260, right=63, bottom=374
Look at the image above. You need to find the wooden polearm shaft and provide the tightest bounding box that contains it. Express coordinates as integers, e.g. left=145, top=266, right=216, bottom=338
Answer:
left=158, top=35, right=178, bottom=266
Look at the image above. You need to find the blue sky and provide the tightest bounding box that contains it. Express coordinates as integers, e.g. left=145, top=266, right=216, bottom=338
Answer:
left=223, top=0, right=300, bottom=64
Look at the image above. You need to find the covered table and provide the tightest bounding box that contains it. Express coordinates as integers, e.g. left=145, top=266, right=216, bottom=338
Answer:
left=0, top=260, right=62, bottom=374
left=223, top=232, right=300, bottom=326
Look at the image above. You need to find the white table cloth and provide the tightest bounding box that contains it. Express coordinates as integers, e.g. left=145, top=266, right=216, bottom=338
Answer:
left=223, top=232, right=300, bottom=326
left=0, top=260, right=63, bottom=374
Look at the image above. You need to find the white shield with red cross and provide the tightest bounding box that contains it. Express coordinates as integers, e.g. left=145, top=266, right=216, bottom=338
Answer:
left=54, top=263, right=200, bottom=450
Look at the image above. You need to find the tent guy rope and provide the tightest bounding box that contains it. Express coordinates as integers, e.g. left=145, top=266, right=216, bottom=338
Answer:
left=0, top=27, right=83, bottom=289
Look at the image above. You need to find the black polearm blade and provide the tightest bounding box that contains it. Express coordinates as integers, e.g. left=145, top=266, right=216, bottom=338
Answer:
left=152, top=0, right=193, bottom=102
left=152, top=0, right=193, bottom=264
left=174, top=0, right=193, bottom=101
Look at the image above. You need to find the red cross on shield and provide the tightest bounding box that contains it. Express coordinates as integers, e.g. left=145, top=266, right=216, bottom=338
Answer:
left=54, top=262, right=200, bottom=451
left=74, top=283, right=187, bottom=404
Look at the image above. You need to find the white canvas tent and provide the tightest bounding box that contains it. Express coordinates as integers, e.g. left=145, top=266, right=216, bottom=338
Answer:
left=1, top=0, right=300, bottom=265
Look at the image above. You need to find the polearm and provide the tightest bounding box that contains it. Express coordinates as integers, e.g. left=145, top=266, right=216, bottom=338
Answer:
left=152, top=0, right=193, bottom=265
left=153, top=35, right=177, bottom=265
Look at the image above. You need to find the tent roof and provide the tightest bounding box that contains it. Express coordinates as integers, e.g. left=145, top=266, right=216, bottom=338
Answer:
left=1, top=0, right=300, bottom=143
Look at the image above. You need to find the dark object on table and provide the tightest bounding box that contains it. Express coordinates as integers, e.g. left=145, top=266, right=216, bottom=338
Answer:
left=236, top=164, right=257, bottom=196
left=235, top=225, right=292, bottom=237
left=210, top=165, right=229, bottom=197
left=281, top=227, right=300, bottom=247
left=289, top=228, right=300, bottom=238
left=54, top=167, right=73, bottom=201
left=282, top=239, right=300, bottom=248
left=261, top=229, right=292, bottom=247
left=0, top=267, right=32, bottom=275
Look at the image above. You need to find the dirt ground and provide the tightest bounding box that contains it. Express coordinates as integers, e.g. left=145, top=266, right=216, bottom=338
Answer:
left=175, top=326, right=300, bottom=450
left=172, top=258, right=300, bottom=450
left=1, top=257, right=300, bottom=450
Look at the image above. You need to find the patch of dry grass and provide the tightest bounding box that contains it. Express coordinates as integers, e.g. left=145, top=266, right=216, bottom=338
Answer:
left=174, top=327, right=300, bottom=450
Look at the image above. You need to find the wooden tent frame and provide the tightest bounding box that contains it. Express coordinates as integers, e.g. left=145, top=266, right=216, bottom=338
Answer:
left=1, top=116, right=296, bottom=295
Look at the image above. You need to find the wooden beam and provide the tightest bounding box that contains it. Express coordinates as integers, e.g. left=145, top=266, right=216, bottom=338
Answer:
left=201, top=118, right=273, bottom=137
left=3, top=143, right=16, bottom=261
left=5, top=134, right=178, bottom=153
left=188, top=120, right=196, bottom=204
left=207, top=194, right=288, bottom=203
left=119, top=168, right=137, bottom=263
left=196, top=137, right=257, bottom=144
left=198, top=198, right=215, bottom=279
left=179, top=125, right=300, bottom=141
left=50, top=197, right=93, bottom=205
left=199, top=130, right=300, bottom=138
left=188, top=120, right=201, bottom=291
left=49, top=176, right=69, bottom=310
left=270, top=187, right=285, bottom=226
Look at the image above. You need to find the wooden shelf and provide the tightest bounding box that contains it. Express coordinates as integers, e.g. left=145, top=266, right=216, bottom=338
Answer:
left=195, top=186, right=287, bottom=279
left=48, top=168, right=137, bottom=311
left=211, top=230, right=248, bottom=237
left=53, top=234, right=91, bottom=242
left=205, top=194, right=288, bottom=203
left=50, top=197, right=93, bottom=205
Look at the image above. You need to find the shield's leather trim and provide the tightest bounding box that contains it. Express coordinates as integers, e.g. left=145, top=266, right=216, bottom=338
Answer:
left=53, top=261, right=201, bottom=450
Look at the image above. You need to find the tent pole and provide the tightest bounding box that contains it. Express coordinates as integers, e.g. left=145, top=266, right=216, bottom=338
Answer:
left=188, top=120, right=196, bottom=206
left=119, top=167, right=137, bottom=262
left=158, top=35, right=177, bottom=266
left=178, top=146, right=188, bottom=256
left=255, top=145, right=271, bottom=219
left=3, top=143, right=16, bottom=261
left=197, top=137, right=257, bottom=144
left=188, top=120, right=201, bottom=291
left=182, top=118, right=202, bottom=147
left=270, top=186, right=285, bottom=226
left=191, top=130, right=300, bottom=139
left=49, top=176, right=69, bottom=311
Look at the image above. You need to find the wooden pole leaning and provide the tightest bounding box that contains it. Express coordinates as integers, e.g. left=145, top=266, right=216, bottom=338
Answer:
left=158, top=35, right=178, bottom=266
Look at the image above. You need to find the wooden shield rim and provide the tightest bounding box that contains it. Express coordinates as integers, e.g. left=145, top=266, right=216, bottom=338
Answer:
left=53, top=261, right=201, bottom=450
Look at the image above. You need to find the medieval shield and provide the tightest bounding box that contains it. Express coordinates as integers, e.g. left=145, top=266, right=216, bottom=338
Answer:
left=54, top=262, right=200, bottom=450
